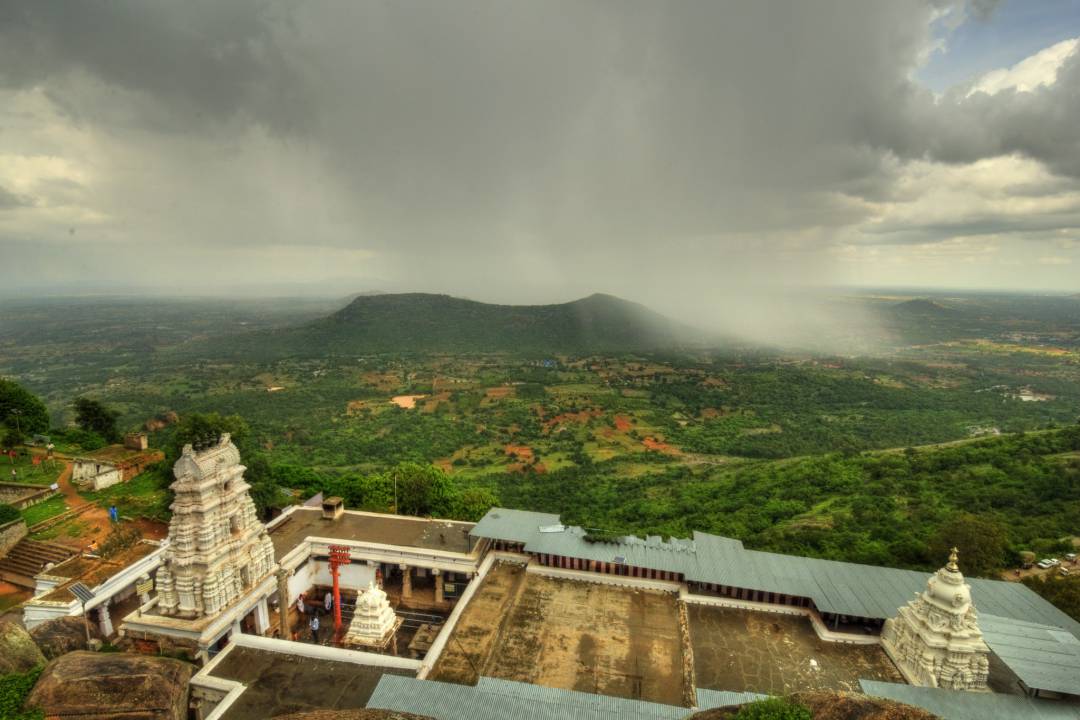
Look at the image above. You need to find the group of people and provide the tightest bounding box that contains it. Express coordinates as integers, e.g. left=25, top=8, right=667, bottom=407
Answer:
left=295, top=590, right=334, bottom=643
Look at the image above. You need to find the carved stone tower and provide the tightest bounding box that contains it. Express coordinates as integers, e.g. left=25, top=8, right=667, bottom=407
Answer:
left=881, top=548, right=990, bottom=691
left=344, top=580, right=400, bottom=649
left=155, top=434, right=277, bottom=618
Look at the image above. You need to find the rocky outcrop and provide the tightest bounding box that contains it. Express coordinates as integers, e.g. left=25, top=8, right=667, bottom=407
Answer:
left=0, top=619, right=46, bottom=674
left=690, top=692, right=940, bottom=720
left=26, top=651, right=194, bottom=720
left=29, top=616, right=103, bottom=659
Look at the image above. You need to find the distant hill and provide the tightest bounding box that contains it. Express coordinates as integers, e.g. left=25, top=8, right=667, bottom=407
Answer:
left=889, top=298, right=958, bottom=316
left=207, top=292, right=701, bottom=357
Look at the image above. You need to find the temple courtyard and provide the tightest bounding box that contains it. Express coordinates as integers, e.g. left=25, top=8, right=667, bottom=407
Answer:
left=687, top=604, right=903, bottom=695
left=431, top=563, right=688, bottom=706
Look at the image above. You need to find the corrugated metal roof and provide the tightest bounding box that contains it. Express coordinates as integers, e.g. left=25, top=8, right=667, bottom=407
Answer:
left=859, top=680, right=1080, bottom=720
left=366, top=675, right=692, bottom=720
left=694, top=688, right=767, bottom=709
left=470, top=509, right=561, bottom=545
left=981, top=614, right=1080, bottom=695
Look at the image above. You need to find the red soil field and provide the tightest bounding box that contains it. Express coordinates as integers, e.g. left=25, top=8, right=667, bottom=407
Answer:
left=504, top=444, right=534, bottom=461
left=643, top=437, right=681, bottom=455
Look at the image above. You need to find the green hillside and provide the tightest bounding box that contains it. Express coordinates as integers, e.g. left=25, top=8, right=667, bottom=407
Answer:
left=209, top=292, right=700, bottom=357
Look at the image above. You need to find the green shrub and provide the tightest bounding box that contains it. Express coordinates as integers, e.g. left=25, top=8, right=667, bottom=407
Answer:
left=733, top=697, right=813, bottom=720
left=0, top=503, right=21, bottom=525
left=0, top=665, right=45, bottom=720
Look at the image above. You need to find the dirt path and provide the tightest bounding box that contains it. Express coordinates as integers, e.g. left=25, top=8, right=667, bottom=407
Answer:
left=35, top=461, right=120, bottom=550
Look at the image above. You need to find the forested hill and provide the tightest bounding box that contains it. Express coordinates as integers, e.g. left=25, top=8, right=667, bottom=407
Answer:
left=206, top=292, right=701, bottom=356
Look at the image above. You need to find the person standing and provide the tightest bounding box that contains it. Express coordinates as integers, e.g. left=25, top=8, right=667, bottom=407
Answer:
left=310, top=614, right=320, bottom=644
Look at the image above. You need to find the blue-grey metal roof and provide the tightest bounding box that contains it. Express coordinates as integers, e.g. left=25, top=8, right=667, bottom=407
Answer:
left=366, top=674, right=693, bottom=720
left=981, top=614, right=1080, bottom=695
left=694, top=688, right=767, bottom=709
left=471, top=508, right=1080, bottom=641
left=860, top=680, right=1080, bottom=720
left=470, top=509, right=561, bottom=545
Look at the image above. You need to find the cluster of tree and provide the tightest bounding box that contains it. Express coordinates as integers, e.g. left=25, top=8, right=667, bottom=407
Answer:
left=0, top=378, right=50, bottom=449
left=72, top=397, right=121, bottom=444
left=271, top=461, right=499, bottom=522
left=651, top=363, right=1080, bottom=458
left=1023, top=574, right=1080, bottom=623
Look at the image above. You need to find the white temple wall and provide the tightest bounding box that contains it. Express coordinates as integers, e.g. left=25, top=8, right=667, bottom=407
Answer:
left=309, top=559, right=375, bottom=590
left=287, top=561, right=313, bottom=602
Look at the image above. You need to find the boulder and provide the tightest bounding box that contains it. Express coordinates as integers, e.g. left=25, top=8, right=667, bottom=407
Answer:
left=29, top=615, right=103, bottom=659
left=26, top=651, right=193, bottom=720
left=690, top=692, right=940, bottom=720
left=0, top=619, right=46, bottom=674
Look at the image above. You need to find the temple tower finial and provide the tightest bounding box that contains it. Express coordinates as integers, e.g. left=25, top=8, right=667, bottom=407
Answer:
left=947, top=546, right=960, bottom=573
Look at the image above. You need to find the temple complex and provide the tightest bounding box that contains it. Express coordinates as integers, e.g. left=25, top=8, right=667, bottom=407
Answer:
left=880, top=548, right=991, bottom=691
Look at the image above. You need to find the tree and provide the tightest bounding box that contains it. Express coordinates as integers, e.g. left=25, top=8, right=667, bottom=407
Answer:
left=2, top=427, right=25, bottom=454
left=929, top=512, right=1008, bottom=577
left=0, top=379, right=49, bottom=434
left=171, top=412, right=250, bottom=455
left=73, top=398, right=121, bottom=443
left=244, top=456, right=285, bottom=519
left=386, top=462, right=456, bottom=517
left=454, top=487, right=500, bottom=522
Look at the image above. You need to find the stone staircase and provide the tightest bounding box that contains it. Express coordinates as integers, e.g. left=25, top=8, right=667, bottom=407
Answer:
left=0, top=539, right=76, bottom=589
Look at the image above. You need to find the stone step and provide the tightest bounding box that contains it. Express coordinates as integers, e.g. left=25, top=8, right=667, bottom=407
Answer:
left=0, top=538, right=77, bottom=589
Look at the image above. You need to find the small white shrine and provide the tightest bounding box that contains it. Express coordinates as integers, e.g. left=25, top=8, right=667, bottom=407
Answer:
left=881, top=548, right=991, bottom=691
left=155, top=434, right=277, bottom=618
left=344, top=580, right=401, bottom=650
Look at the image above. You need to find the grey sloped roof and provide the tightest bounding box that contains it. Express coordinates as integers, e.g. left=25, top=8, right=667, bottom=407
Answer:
left=981, top=614, right=1080, bottom=695
left=859, top=680, right=1080, bottom=720
left=694, top=688, right=767, bottom=709
left=471, top=508, right=1080, bottom=641
left=469, top=508, right=561, bottom=545
left=366, top=674, right=692, bottom=720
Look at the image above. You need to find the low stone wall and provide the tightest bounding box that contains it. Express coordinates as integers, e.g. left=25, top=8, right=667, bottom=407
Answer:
left=0, top=482, right=57, bottom=510
left=683, top=592, right=881, bottom=645
left=0, top=518, right=28, bottom=557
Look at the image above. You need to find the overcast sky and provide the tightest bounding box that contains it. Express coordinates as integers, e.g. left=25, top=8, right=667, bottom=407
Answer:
left=2, top=0, right=1080, bottom=314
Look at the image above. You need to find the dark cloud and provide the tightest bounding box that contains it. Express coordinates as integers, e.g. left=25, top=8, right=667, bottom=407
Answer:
left=0, top=185, right=34, bottom=210
left=0, top=0, right=1077, bottom=315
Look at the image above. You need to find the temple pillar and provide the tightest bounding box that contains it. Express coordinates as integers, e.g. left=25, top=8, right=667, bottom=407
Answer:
left=98, top=600, right=114, bottom=637
left=433, top=569, right=444, bottom=604
left=254, top=598, right=271, bottom=635
left=276, top=569, right=291, bottom=638
left=400, top=564, right=412, bottom=600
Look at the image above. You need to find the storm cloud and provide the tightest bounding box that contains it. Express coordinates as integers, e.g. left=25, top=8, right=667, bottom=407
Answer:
left=0, top=0, right=1078, bottom=330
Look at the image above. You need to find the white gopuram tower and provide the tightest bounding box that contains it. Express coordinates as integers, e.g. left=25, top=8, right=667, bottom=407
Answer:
left=881, top=548, right=991, bottom=691
left=344, top=580, right=401, bottom=650
left=155, top=434, right=277, bottom=618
